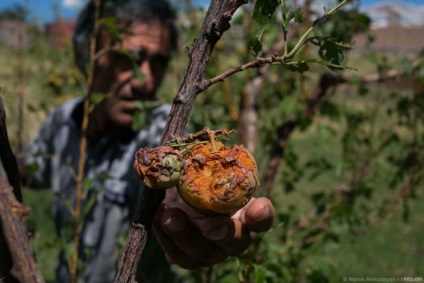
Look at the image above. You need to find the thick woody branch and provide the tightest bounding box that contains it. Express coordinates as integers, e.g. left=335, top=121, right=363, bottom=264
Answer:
left=0, top=97, right=22, bottom=203
left=0, top=97, right=43, bottom=283
left=133, top=0, right=247, bottom=227
left=0, top=177, right=44, bottom=283
left=161, top=0, right=248, bottom=143
left=115, top=1, right=247, bottom=282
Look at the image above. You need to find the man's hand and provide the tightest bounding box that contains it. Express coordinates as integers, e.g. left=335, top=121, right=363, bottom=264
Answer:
left=152, top=188, right=275, bottom=269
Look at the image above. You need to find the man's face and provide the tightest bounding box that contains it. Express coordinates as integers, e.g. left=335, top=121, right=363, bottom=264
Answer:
left=92, top=20, right=171, bottom=128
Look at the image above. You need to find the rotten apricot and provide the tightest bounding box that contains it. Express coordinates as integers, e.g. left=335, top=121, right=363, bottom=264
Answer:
left=178, top=143, right=259, bottom=215
left=133, top=146, right=182, bottom=189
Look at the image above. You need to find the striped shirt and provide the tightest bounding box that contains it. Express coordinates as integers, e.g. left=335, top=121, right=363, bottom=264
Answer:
left=26, top=98, right=179, bottom=283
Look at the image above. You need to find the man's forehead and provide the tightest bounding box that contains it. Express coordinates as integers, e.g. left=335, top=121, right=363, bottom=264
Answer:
left=120, top=21, right=171, bottom=52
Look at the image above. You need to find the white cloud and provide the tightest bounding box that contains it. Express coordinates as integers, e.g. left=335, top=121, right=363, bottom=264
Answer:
left=63, top=0, right=84, bottom=10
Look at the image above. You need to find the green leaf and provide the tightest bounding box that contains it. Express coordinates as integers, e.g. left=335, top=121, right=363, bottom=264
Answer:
left=62, top=199, right=73, bottom=214
left=131, top=100, right=161, bottom=111
left=132, top=63, right=146, bottom=85
left=254, top=264, right=266, bottom=283
left=250, top=38, right=263, bottom=57
left=253, top=0, right=279, bottom=27
left=284, top=180, right=295, bottom=193
left=100, top=18, right=132, bottom=43
left=90, top=92, right=107, bottom=105
left=82, top=190, right=99, bottom=218
left=293, top=7, right=304, bottom=23
left=287, top=62, right=310, bottom=73
left=318, top=40, right=351, bottom=71
left=82, top=178, right=95, bottom=192
left=131, top=110, right=147, bottom=132
left=306, top=157, right=333, bottom=181
left=131, top=101, right=145, bottom=110
left=320, top=101, right=340, bottom=120
left=65, top=241, right=76, bottom=258
left=100, top=16, right=118, bottom=26
left=298, top=116, right=313, bottom=131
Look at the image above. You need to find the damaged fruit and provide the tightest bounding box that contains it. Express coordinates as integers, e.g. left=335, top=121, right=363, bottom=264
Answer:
left=133, top=146, right=182, bottom=189
left=133, top=128, right=260, bottom=215
left=178, top=142, right=259, bottom=215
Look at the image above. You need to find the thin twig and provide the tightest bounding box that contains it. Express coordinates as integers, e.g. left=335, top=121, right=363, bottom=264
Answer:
left=169, top=127, right=235, bottom=144
left=71, top=0, right=101, bottom=282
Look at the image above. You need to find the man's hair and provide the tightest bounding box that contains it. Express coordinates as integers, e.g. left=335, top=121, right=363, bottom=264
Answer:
left=73, top=0, right=178, bottom=71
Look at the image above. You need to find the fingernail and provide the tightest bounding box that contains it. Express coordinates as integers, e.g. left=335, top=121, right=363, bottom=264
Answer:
left=164, top=211, right=186, bottom=233
left=252, top=205, right=270, bottom=223
left=206, top=223, right=229, bottom=241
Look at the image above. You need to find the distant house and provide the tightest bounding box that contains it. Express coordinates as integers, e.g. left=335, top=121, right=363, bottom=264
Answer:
left=0, top=20, right=29, bottom=48
left=354, top=3, right=424, bottom=54
left=354, top=26, right=424, bottom=54
left=44, top=19, right=75, bottom=49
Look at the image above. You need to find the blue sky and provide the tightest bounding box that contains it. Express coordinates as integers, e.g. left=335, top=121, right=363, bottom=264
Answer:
left=0, top=0, right=423, bottom=25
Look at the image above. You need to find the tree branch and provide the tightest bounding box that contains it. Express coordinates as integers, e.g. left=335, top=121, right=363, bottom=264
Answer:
left=0, top=177, right=44, bottom=283
left=114, top=1, right=248, bottom=281
left=0, top=96, right=43, bottom=282
left=202, top=55, right=283, bottom=91
left=0, top=97, right=22, bottom=203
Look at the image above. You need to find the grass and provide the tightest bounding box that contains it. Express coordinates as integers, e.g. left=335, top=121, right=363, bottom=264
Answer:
left=319, top=196, right=424, bottom=278
left=24, top=188, right=59, bottom=283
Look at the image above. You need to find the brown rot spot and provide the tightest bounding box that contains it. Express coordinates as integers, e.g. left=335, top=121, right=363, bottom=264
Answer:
left=178, top=143, right=259, bottom=215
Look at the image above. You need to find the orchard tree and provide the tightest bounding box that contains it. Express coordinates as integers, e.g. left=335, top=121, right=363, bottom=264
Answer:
left=1, top=0, right=423, bottom=282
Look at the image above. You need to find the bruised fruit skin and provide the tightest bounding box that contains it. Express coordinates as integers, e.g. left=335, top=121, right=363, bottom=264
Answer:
left=134, top=146, right=183, bottom=189
left=178, top=144, right=260, bottom=215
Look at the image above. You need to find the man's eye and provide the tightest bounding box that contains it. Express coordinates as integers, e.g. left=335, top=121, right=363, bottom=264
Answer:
left=150, top=56, right=169, bottom=70
left=133, top=51, right=147, bottom=64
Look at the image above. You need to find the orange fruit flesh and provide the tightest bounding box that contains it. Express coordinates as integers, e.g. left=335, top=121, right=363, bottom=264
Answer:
left=179, top=144, right=258, bottom=215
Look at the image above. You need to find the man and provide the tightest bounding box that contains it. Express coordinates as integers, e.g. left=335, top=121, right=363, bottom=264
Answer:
left=26, top=0, right=275, bottom=282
